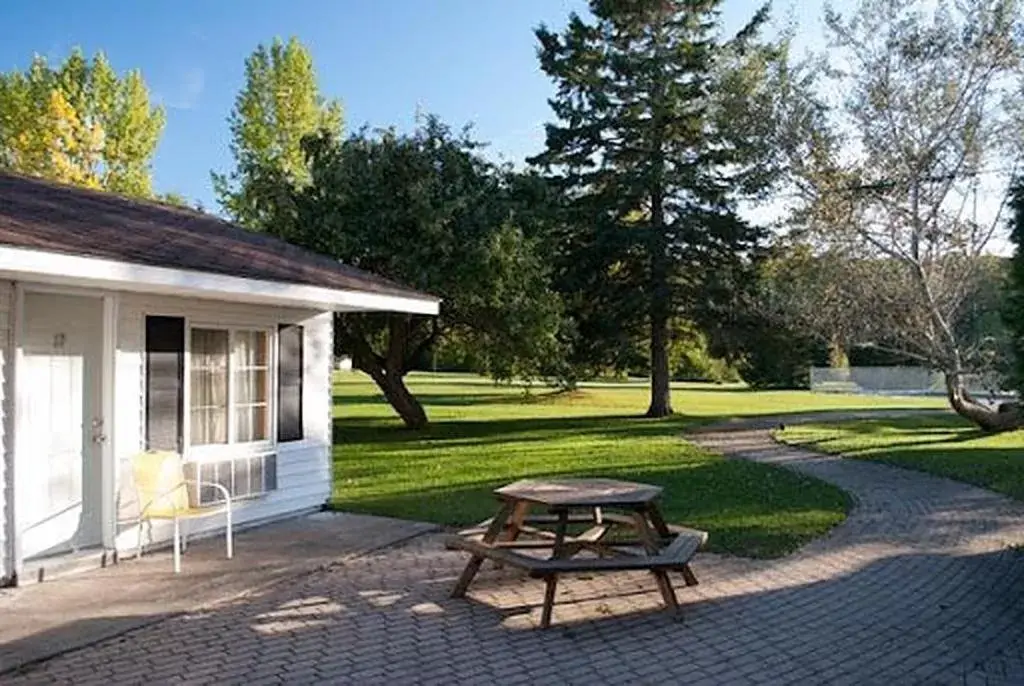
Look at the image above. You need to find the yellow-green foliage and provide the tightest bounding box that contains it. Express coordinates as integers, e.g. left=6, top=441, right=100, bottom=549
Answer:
left=0, top=49, right=164, bottom=196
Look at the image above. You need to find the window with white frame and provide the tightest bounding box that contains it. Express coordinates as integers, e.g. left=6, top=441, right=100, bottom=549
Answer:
left=145, top=316, right=299, bottom=505
left=232, top=330, right=270, bottom=443
left=189, top=327, right=271, bottom=446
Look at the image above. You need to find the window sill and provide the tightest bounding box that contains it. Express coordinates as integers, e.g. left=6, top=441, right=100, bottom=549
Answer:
left=186, top=442, right=276, bottom=462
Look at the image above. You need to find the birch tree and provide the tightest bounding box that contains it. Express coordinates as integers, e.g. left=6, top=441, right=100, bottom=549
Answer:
left=783, top=0, right=1024, bottom=430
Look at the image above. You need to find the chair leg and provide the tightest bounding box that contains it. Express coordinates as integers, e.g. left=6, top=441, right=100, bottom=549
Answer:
left=136, top=520, right=144, bottom=560
left=540, top=575, right=559, bottom=629
left=181, top=521, right=188, bottom=554
left=225, top=502, right=233, bottom=559
left=173, top=516, right=181, bottom=574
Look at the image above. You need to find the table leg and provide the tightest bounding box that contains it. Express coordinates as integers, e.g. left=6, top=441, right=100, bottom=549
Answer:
left=551, top=508, right=571, bottom=559
left=646, top=501, right=672, bottom=539
left=681, top=564, right=699, bottom=587
left=505, top=501, right=530, bottom=542
left=654, top=570, right=681, bottom=617
left=630, top=508, right=681, bottom=614
left=451, top=501, right=514, bottom=598
left=630, top=510, right=660, bottom=555
left=493, top=500, right=530, bottom=570
left=540, top=574, right=559, bottom=629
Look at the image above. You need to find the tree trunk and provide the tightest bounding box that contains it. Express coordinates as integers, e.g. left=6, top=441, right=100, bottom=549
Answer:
left=646, top=185, right=672, bottom=418
left=945, top=372, right=1021, bottom=433
left=647, top=298, right=672, bottom=417
left=370, top=367, right=429, bottom=429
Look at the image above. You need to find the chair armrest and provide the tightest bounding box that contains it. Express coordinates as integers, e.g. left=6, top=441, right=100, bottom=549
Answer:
left=139, top=480, right=232, bottom=517
left=185, top=479, right=233, bottom=506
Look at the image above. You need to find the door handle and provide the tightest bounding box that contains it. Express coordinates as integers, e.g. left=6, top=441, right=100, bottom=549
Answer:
left=91, top=418, right=107, bottom=444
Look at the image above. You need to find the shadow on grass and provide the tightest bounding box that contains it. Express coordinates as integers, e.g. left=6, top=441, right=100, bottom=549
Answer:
left=785, top=430, right=988, bottom=455
left=332, top=391, right=579, bottom=408
left=334, top=408, right=944, bottom=451
left=330, top=443, right=850, bottom=559
left=853, top=446, right=1024, bottom=502
left=779, top=415, right=1024, bottom=502
left=333, top=413, right=684, bottom=450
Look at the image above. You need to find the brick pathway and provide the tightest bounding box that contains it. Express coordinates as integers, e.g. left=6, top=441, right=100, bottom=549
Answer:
left=8, top=420, right=1024, bottom=685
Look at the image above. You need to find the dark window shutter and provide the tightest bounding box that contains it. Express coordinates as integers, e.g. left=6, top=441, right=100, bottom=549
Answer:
left=277, top=324, right=304, bottom=442
left=145, top=316, right=185, bottom=452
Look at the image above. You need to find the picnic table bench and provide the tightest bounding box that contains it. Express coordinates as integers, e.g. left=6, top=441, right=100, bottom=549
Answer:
left=445, top=478, right=708, bottom=628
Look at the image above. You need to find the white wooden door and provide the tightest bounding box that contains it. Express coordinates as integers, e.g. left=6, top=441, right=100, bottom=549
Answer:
left=18, top=293, right=104, bottom=559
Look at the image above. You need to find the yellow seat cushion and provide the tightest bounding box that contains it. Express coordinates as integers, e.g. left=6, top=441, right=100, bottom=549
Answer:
left=132, top=451, right=191, bottom=519
left=132, top=451, right=231, bottom=519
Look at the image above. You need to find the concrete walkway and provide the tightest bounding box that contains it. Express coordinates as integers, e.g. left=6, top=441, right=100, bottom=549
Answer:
left=5, top=413, right=1024, bottom=684
left=0, top=511, right=436, bottom=673
left=689, top=423, right=1024, bottom=684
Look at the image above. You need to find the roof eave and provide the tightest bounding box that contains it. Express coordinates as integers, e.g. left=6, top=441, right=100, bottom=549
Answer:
left=0, top=244, right=441, bottom=315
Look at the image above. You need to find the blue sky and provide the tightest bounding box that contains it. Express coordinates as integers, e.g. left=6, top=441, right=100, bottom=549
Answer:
left=0, top=1, right=836, bottom=210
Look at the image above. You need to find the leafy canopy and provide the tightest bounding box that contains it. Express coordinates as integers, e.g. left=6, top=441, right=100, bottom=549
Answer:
left=255, top=118, right=563, bottom=425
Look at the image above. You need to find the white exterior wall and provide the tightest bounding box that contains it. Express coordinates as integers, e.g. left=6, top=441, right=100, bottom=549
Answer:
left=0, top=282, right=13, bottom=583
left=113, top=294, right=334, bottom=552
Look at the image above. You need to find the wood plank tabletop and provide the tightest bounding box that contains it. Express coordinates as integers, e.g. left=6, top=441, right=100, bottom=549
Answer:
left=493, top=478, right=663, bottom=507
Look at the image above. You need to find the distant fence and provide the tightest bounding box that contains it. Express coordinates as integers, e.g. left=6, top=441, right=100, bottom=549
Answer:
left=809, top=366, right=1011, bottom=398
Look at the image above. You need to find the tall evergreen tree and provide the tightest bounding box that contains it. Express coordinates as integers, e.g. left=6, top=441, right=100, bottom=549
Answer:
left=0, top=49, right=165, bottom=196
left=212, top=37, right=343, bottom=227
left=532, top=0, right=781, bottom=416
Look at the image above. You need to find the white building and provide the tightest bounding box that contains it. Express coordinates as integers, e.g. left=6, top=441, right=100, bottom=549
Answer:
left=0, top=172, right=439, bottom=585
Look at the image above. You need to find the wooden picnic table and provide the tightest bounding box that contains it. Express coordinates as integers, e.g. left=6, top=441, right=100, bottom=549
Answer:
left=446, top=477, right=707, bottom=628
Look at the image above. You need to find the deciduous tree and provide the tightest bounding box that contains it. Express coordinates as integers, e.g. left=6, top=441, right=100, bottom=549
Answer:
left=258, top=119, right=563, bottom=428
left=212, top=37, right=342, bottom=227
left=782, top=0, right=1024, bottom=431
left=0, top=49, right=164, bottom=196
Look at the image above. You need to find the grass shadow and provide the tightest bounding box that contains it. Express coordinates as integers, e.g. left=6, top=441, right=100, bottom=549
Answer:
left=779, top=415, right=1024, bottom=502
left=330, top=460, right=849, bottom=559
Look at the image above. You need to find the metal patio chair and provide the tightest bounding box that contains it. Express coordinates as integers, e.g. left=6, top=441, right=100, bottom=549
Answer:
left=132, top=451, right=233, bottom=573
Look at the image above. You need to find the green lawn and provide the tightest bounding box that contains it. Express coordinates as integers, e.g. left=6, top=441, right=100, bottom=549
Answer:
left=779, top=415, right=1024, bottom=501
left=331, top=372, right=944, bottom=558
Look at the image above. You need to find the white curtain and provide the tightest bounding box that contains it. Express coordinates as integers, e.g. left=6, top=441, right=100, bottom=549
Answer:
left=190, top=329, right=228, bottom=445
left=233, top=331, right=269, bottom=442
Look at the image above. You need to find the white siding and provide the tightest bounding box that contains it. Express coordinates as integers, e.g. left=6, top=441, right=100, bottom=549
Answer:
left=113, top=294, right=334, bottom=552
left=0, top=281, right=12, bottom=583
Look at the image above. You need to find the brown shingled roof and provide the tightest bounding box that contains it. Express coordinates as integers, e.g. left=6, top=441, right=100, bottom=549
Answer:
left=0, top=171, right=438, bottom=303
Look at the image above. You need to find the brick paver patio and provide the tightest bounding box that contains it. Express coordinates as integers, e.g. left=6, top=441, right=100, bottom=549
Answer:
left=6, top=419, right=1024, bottom=685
